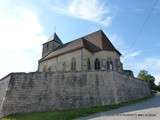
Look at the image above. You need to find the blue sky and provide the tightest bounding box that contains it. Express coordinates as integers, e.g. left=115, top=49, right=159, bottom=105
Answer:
left=0, top=0, right=160, bottom=84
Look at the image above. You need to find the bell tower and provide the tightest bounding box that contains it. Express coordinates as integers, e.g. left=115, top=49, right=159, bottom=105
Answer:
left=42, top=33, right=63, bottom=57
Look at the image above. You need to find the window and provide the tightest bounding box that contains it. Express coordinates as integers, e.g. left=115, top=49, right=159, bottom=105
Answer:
left=87, top=58, right=91, bottom=70
left=46, top=43, right=49, bottom=48
left=94, top=58, right=100, bottom=70
left=48, top=66, right=52, bottom=72
left=107, top=61, right=110, bottom=70
left=115, top=59, right=119, bottom=71
left=109, top=61, right=113, bottom=70
left=43, top=65, right=47, bottom=72
left=101, top=59, right=107, bottom=69
left=107, top=59, right=113, bottom=70
left=62, top=62, right=66, bottom=71
left=71, top=58, right=76, bottom=71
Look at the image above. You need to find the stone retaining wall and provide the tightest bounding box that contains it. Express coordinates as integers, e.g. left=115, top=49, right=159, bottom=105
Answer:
left=0, top=71, right=151, bottom=118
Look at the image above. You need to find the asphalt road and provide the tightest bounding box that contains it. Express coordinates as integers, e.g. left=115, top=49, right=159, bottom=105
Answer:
left=77, top=93, right=160, bottom=120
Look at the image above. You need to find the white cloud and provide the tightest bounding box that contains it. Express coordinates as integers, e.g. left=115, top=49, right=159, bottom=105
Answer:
left=138, top=58, right=160, bottom=85
left=129, top=51, right=142, bottom=57
left=137, top=58, right=160, bottom=71
left=51, top=0, right=112, bottom=27
left=134, top=8, right=145, bottom=14
left=155, top=74, right=160, bottom=85
left=125, top=57, right=160, bottom=85
left=108, top=33, right=125, bottom=50
left=123, top=50, right=142, bottom=60
left=0, top=5, right=46, bottom=78
left=107, top=33, right=142, bottom=60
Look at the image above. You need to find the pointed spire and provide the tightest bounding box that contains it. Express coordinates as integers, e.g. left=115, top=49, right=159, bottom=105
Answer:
left=53, top=33, right=63, bottom=45
left=47, top=32, right=63, bottom=45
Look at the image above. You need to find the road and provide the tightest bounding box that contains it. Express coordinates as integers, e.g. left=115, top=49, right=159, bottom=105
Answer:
left=77, top=93, right=160, bottom=120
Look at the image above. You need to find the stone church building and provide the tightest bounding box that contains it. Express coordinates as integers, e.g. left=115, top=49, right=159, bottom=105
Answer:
left=0, top=30, right=151, bottom=118
left=38, top=30, right=123, bottom=73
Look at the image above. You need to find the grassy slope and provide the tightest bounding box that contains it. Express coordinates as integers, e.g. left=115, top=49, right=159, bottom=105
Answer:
left=3, top=96, right=152, bottom=120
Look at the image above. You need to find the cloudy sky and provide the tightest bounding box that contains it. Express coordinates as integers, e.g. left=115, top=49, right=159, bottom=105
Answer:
left=0, top=0, right=160, bottom=84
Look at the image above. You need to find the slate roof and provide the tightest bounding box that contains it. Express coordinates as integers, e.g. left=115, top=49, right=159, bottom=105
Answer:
left=43, top=33, right=63, bottom=45
left=53, top=33, right=63, bottom=45
left=40, top=30, right=121, bottom=62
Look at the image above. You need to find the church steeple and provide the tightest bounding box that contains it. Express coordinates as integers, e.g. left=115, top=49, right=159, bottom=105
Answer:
left=53, top=33, right=63, bottom=45
left=42, top=33, right=63, bottom=57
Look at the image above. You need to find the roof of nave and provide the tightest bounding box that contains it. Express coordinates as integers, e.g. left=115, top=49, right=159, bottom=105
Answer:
left=39, top=30, right=121, bottom=62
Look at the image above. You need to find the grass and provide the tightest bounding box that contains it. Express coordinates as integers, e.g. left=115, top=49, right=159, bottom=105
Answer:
left=3, top=96, right=152, bottom=120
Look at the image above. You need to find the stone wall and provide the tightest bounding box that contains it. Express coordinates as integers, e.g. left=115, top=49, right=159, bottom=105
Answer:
left=82, top=49, right=121, bottom=71
left=0, top=75, right=10, bottom=118
left=0, top=71, right=151, bottom=118
left=39, top=49, right=82, bottom=72
left=39, top=48, right=122, bottom=72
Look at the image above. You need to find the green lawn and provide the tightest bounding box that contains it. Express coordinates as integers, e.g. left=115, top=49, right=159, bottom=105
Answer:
left=3, top=96, right=151, bottom=120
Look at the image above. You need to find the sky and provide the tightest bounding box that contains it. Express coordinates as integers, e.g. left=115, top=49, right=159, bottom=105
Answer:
left=0, top=0, right=160, bottom=84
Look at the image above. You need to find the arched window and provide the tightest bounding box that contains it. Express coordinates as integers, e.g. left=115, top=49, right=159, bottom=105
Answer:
left=62, top=62, right=66, bottom=71
left=107, top=57, right=114, bottom=70
left=43, top=65, right=47, bottom=72
left=48, top=66, right=52, bottom=72
left=87, top=58, right=91, bottom=70
left=94, top=58, right=100, bottom=70
left=107, top=61, right=110, bottom=70
left=109, top=61, right=113, bottom=70
left=115, top=59, right=119, bottom=71
left=71, top=57, right=76, bottom=71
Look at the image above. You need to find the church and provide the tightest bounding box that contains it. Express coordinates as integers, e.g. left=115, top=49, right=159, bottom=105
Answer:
left=38, top=30, right=123, bottom=73
left=0, top=30, right=151, bottom=118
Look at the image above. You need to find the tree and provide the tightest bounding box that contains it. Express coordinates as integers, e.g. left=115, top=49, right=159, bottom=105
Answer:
left=157, top=82, right=160, bottom=91
left=138, top=70, right=156, bottom=90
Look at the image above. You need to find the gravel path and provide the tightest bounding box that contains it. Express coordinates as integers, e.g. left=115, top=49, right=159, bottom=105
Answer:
left=77, top=93, right=160, bottom=120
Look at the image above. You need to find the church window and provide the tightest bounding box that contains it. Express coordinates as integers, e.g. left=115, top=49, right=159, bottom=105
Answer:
left=43, top=65, right=47, bottom=72
left=95, top=58, right=100, bottom=70
left=87, top=58, right=91, bottom=70
left=62, top=62, right=66, bottom=71
left=101, top=59, right=107, bottom=69
left=109, top=61, right=113, bottom=70
left=71, top=57, right=76, bottom=71
left=107, top=61, right=110, bottom=70
left=107, top=57, right=113, bottom=70
left=46, top=43, right=49, bottom=48
left=48, top=66, right=52, bottom=72
left=115, top=59, right=119, bottom=71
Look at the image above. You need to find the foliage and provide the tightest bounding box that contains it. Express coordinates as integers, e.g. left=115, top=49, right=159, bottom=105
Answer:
left=155, top=83, right=160, bottom=91
left=3, top=96, right=151, bottom=120
left=137, top=70, right=159, bottom=91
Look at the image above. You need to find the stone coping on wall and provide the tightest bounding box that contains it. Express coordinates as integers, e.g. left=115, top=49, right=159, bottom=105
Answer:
left=0, top=70, right=146, bottom=85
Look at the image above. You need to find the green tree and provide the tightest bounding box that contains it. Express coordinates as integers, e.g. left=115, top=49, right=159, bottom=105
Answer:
left=157, top=82, right=160, bottom=91
left=137, top=70, right=156, bottom=90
